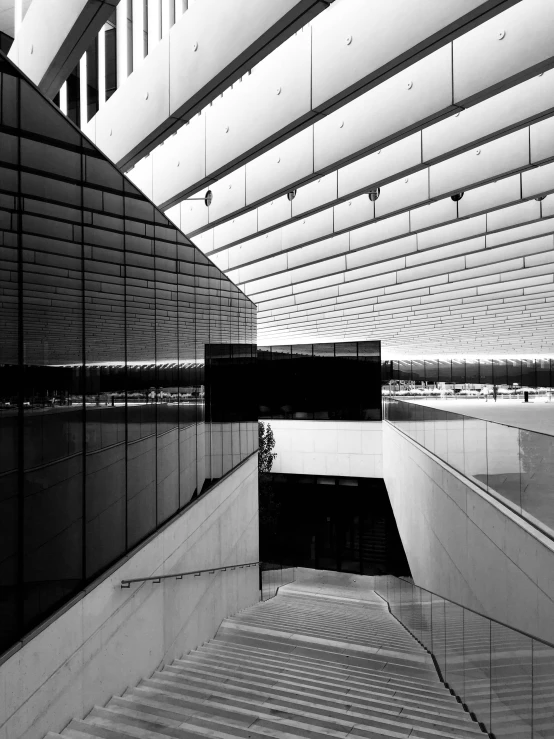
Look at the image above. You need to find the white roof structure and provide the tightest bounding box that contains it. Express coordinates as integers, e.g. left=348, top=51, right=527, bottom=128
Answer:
left=9, top=0, right=554, bottom=357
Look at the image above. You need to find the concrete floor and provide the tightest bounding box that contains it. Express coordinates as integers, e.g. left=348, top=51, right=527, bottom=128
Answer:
left=405, top=398, right=554, bottom=436
left=289, top=567, right=383, bottom=603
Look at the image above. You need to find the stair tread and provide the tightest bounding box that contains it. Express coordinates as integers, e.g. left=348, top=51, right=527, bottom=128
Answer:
left=200, top=640, right=443, bottom=687
left=164, top=662, right=474, bottom=718
left=132, top=677, right=481, bottom=739
left=155, top=666, right=481, bottom=731
left=54, top=586, right=490, bottom=739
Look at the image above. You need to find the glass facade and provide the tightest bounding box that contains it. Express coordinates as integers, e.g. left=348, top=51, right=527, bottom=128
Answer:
left=382, top=358, right=554, bottom=387
left=0, top=52, right=257, bottom=656
left=258, top=341, right=382, bottom=420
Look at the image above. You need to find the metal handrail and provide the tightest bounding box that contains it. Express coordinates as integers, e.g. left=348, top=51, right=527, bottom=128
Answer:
left=121, top=561, right=260, bottom=588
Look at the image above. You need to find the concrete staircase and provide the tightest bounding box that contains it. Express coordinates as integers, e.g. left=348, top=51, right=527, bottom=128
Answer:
left=48, top=577, right=486, bottom=739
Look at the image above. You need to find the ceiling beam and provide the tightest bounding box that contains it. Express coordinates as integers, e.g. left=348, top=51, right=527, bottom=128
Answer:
left=127, top=0, right=532, bottom=210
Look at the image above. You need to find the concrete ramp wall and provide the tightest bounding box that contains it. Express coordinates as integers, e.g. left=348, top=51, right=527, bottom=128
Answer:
left=383, top=422, right=554, bottom=644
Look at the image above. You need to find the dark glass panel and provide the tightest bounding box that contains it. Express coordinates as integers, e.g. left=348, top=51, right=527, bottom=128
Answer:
left=0, top=31, right=13, bottom=54
left=105, top=26, right=117, bottom=101
left=20, top=180, right=84, bottom=633
left=21, top=138, right=81, bottom=180
left=155, top=228, right=180, bottom=524
left=271, top=345, right=291, bottom=358
left=358, top=341, right=380, bottom=358
left=411, top=359, right=425, bottom=382
left=65, top=66, right=81, bottom=127
left=462, top=360, right=475, bottom=384
left=0, top=93, right=20, bottom=650
left=397, top=360, right=411, bottom=381
left=0, top=62, right=18, bottom=128
left=84, top=159, right=126, bottom=578
left=20, top=78, right=80, bottom=144
left=438, top=360, right=452, bottom=383
left=492, top=359, right=507, bottom=386
left=521, top=359, right=536, bottom=387
left=507, top=359, right=521, bottom=386
left=536, top=359, right=551, bottom=388
left=334, top=342, right=356, bottom=358
left=479, top=360, right=493, bottom=384
left=0, top=131, right=18, bottom=164
left=291, top=344, right=312, bottom=357
left=312, top=343, right=334, bottom=357
left=126, top=198, right=157, bottom=546
left=424, top=360, right=438, bottom=382
left=86, top=37, right=99, bottom=122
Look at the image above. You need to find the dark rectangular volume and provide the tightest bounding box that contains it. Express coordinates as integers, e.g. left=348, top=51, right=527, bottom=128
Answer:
left=257, top=340, right=382, bottom=421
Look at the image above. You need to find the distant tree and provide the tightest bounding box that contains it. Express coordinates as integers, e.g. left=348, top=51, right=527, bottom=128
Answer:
left=258, top=421, right=277, bottom=472
left=258, top=422, right=279, bottom=559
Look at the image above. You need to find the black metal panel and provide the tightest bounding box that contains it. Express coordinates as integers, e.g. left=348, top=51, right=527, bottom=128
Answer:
left=258, top=341, right=381, bottom=421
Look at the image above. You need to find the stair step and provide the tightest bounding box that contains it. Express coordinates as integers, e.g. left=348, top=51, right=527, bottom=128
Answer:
left=200, top=639, right=443, bottom=689
left=156, top=665, right=482, bottom=733
left=99, top=698, right=416, bottom=739
left=165, top=661, right=475, bottom=721
left=213, top=629, right=436, bottom=679
left=133, top=675, right=480, bottom=739
left=53, top=584, right=491, bottom=739
left=228, top=614, right=419, bottom=649
left=184, top=647, right=461, bottom=703
left=216, top=621, right=431, bottom=665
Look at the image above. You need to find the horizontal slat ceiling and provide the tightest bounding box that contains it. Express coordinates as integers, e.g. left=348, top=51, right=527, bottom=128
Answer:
left=157, top=0, right=554, bottom=355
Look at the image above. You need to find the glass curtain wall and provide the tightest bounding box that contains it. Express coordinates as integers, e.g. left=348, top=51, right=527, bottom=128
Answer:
left=382, top=358, right=554, bottom=387
left=0, top=52, right=256, bottom=656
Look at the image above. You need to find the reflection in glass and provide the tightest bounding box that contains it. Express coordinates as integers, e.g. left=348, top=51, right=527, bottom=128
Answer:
left=491, top=622, right=532, bottom=739
left=382, top=357, right=554, bottom=387
left=533, top=641, right=554, bottom=739
left=386, top=399, right=554, bottom=539
left=444, top=602, right=464, bottom=700
left=0, top=54, right=256, bottom=656
left=462, top=611, right=491, bottom=727
left=380, top=577, right=554, bottom=739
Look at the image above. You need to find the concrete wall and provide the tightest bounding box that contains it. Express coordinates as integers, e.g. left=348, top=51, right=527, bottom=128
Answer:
left=383, top=422, right=554, bottom=644
left=266, top=420, right=382, bottom=478
left=0, top=455, right=259, bottom=739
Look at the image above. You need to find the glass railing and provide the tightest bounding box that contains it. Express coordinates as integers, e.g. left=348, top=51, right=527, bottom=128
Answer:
left=384, top=398, right=554, bottom=539
left=260, top=562, right=296, bottom=601
left=374, top=576, right=554, bottom=739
